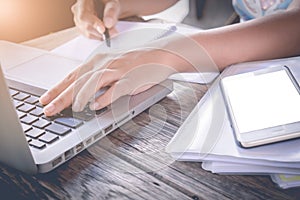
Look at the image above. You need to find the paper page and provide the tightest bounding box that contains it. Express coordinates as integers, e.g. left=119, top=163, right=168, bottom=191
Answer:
left=51, top=21, right=218, bottom=84
left=202, top=161, right=300, bottom=175
left=52, top=21, right=180, bottom=61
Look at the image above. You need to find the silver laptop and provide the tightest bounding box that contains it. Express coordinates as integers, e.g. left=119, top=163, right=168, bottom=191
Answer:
left=0, top=40, right=173, bottom=174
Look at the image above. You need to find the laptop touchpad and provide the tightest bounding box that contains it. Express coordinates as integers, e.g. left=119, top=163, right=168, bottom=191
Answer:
left=5, top=54, right=81, bottom=90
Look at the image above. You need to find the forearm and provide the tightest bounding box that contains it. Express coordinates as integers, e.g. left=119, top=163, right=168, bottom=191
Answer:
left=117, top=0, right=178, bottom=18
left=193, top=7, right=300, bottom=70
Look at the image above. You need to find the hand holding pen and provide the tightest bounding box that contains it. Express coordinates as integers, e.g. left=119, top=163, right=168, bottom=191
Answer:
left=71, top=0, right=119, bottom=43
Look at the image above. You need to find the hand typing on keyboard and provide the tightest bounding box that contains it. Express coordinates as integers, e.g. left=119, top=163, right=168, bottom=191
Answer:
left=39, top=47, right=180, bottom=117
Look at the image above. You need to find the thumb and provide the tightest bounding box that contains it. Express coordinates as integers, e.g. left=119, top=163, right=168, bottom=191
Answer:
left=103, top=0, right=120, bottom=28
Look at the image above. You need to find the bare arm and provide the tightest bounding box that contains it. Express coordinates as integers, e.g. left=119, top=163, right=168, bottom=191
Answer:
left=191, top=1, right=300, bottom=70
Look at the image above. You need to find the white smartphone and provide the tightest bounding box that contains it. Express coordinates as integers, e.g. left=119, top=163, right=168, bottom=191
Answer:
left=220, top=66, right=300, bottom=148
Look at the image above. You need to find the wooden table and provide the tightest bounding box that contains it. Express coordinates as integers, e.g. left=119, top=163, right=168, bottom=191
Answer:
left=1, top=27, right=299, bottom=200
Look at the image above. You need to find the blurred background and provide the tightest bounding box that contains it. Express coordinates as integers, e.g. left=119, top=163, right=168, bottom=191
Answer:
left=0, top=0, right=76, bottom=42
left=0, top=0, right=235, bottom=43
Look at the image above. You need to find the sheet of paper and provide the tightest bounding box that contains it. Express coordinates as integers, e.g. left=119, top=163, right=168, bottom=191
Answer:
left=52, top=21, right=162, bottom=61
left=51, top=21, right=218, bottom=84
left=202, top=161, right=300, bottom=175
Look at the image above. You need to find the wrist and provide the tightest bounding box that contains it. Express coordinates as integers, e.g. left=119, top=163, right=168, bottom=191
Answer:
left=160, top=34, right=219, bottom=74
left=150, top=37, right=198, bottom=73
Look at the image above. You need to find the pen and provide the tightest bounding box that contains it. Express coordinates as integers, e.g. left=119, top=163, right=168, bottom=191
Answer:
left=104, top=28, right=111, bottom=47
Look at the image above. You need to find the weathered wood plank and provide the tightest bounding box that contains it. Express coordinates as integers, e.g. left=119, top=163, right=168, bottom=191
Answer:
left=103, top=112, right=300, bottom=200
left=97, top=134, right=230, bottom=200
left=0, top=146, right=190, bottom=200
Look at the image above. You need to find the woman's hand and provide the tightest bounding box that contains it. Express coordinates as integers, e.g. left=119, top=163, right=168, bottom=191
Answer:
left=71, top=0, right=120, bottom=40
left=40, top=48, right=179, bottom=116
left=39, top=31, right=218, bottom=117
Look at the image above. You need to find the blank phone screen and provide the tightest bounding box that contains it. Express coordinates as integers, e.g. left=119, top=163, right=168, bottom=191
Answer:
left=222, top=69, right=300, bottom=133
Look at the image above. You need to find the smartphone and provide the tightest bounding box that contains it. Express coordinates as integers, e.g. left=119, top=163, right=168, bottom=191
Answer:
left=220, top=66, right=300, bottom=148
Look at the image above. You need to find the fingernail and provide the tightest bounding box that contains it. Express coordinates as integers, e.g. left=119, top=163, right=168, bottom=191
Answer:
left=104, top=18, right=113, bottom=28
left=96, top=25, right=104, bottom=34
left=40, top=93, right=50, bottom=103
left=44, top=104, right=55, bottom=115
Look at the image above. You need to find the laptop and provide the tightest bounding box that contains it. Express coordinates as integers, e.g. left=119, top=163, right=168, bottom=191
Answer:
left=0, top=40, right=173, bottom=174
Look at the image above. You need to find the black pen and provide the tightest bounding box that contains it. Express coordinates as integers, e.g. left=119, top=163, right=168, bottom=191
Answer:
left=103, top=28, right=111, bottom=47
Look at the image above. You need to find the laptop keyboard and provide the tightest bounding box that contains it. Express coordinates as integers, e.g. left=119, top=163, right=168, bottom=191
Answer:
left=9, top=88, right=107, bottom=150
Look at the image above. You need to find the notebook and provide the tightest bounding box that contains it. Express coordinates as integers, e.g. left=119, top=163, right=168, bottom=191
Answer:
left=0, top=35, right=172, bottom=174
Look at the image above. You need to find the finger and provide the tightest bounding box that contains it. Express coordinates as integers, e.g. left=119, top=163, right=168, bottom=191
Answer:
left=109, top=27, right=118, bottom=37
left=39, top=72, right=76, bottom=106
left=103, top=0, right=120, bottom=28
left=72, top=69, right=119, bottom=112
left=74, top=14, right=105, bottom=39
left=78, top=27, right=103, bottom=40
left=83, top=16, right=105, bottom=39
left=43, top=71, right=94, bottom=116
left=40, top=64, right=93, bottom=105
left=84, top=31, right=103, bottom=40
left=91, top=16, right=106, bottom=35
left=131, top=84, right=154, bottom=95
left=90, top=79, right=129, bottom=110
left=43, top=86, right=74, bottom=116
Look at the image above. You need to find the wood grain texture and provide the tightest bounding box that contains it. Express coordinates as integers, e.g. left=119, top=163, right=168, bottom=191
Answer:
left=1, top=27, right=300, bottom=200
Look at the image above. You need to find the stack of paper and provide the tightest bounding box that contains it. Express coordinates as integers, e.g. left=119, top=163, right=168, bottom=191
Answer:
left=166, top=57, right=300, bottom=189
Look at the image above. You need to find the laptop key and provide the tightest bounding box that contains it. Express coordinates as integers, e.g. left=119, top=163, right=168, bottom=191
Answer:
left=20, top=114, right=39, bottom=125
left=13, top=92, right=30, bottom=101
left=21, top=123, right=32, bottom=132
left=39, top=132, right=59, bottom=144
left=25, top=95, right=39, bottom=104
left=96, top=106, right=108, bottom=115
left=17, top=111, right=26, bottom=119
left=26, top=128, right=45, bottom=139
left=26, top=137, right=32, bottom=143
left=54, top=117, right=83, bottom=128
left=61, top=106, right=95, bottom=121
left=42, top=113, right=63, bottom=122
left=35, top=102, right=44, bottom=108
left=46, top=123, right=71, bottom=136
left=29, top=140, right=46, bottom=149
left=18, top=103, right=36, bottom=113
left=9, top=89, right=19, bottom=96
left=73, top=110, right=95, bottom=121
left=33, top=119, right=51, bottom=129
left=13, top=100, right=24, bottom=108
left=30, top=107, right=44, bottom=117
